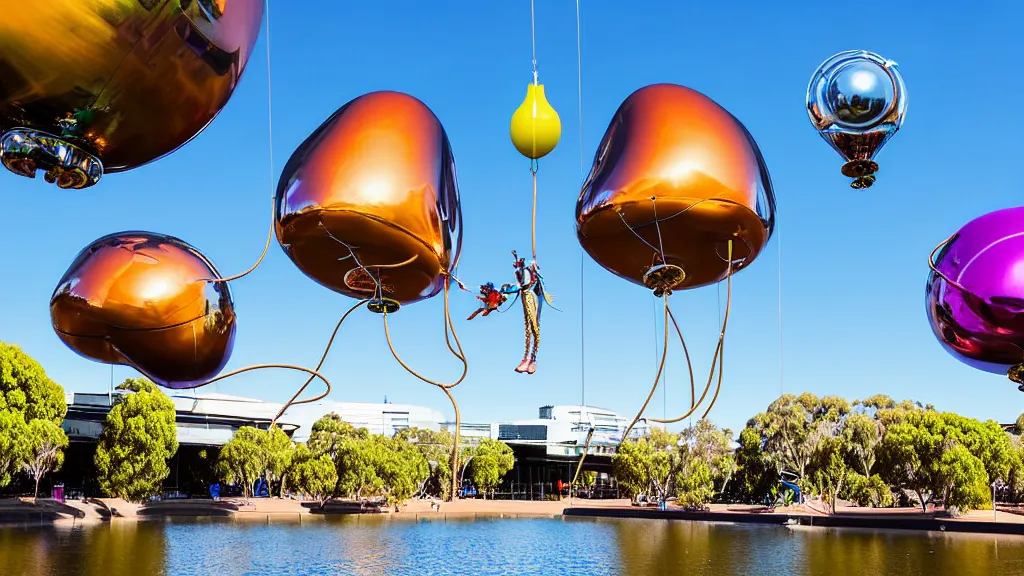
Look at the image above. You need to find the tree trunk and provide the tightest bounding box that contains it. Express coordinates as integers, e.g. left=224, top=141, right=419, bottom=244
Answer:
left=915, top=490, right=927, bottom=513
left=34, top=474, right=41, bottom=499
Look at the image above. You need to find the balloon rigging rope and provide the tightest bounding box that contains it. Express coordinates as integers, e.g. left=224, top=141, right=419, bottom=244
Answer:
left=382, top=281, right=468, bottom=500
left=777, top=212, right=784, bottom=397
left=199, top=0, right=276, bottom=284
left=269, top=298, right=370, bottom=426
left=618, top=240, right=734, bottom=445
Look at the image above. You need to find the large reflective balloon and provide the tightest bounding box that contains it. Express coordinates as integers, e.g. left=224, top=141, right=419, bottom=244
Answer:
left=0, top=1, right=264, bottom=189
left=576, top=83, right=775, bottom=294
left=806, top=50, right=908, bottom=189
left=50, top=232, right=236, bottom=389
left=926, top=207, right=1024, bottom=384
left=275, top=90, right=462, bottom=311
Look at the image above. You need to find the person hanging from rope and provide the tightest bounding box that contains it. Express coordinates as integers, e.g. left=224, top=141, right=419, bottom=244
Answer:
left=498, top=250, right=556, bottom=375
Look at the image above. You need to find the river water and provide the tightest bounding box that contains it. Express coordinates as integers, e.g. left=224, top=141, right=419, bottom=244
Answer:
left=1, top=516, right=1022, bottom=575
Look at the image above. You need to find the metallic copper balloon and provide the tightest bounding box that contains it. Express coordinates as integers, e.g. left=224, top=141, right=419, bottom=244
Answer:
left=275, top=91, right=463, bottom=310
left=576, top=83, right=775, bottom=294
left=0, top=0, right=263, bottom=189
left=50, top=232, right=236, bottom=389
left=926, top=207, right=1024, bottom=386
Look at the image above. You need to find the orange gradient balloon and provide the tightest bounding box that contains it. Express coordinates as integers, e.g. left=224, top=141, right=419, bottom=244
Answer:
left=275, top=91, right=462, bottom=305
left=576, top=83, right=776, bottom=291
left=50, top=232, right=236, bottom=389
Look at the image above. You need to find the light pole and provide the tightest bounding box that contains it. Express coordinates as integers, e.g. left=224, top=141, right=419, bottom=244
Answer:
left=992, top=479, right=1005, bottom=522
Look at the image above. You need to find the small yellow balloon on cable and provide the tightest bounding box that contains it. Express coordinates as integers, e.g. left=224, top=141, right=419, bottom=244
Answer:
left=510, top=79, right=562, bottom=160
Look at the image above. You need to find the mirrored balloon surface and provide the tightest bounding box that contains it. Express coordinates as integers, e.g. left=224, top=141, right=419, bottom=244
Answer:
left=275, top=91, right=463, bottom=305
left=576, top=83, right=775, bottom=291
left=926, top=207, right=1024, bottom=376
left=0, top=0, right=264, bottom=188
left=50, top=232, right=237, bottom=389
left=806, top=50, right=908, bottom=187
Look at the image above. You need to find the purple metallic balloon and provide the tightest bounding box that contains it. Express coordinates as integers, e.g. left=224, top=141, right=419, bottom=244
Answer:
left=926, top=206, right=1024, bottom=376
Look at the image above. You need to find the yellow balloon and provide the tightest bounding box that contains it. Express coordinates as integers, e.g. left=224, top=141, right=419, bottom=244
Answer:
left=510, top=83, right=561, bottom=160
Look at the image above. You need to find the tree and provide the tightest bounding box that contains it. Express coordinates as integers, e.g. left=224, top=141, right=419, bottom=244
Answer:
left=809, top=436, right=851, bottom=514
left=94, top=378, right=178, bottom=501
left=289, top=444, right=337, bottom=507
left=749, top=393, right=848, bottom=484
left=218, top=427, right=265, bottom=498
left=395, top=427, right=465, bottom=500
left=22, top=419, right=69, bottom=498
left=261, top=426, right=295, bottom=497
left=307, top=413, right=368, bottom=496
left=674, top=420, right=736, bottom=507
left=466, top=439, right=514, bottom=498
left=729, top=427, right=777, bottom=505
left=1015, top=413, right=1024, bottom=436
left=612, top=439, right=656, bottom=500
left=843, top=412, right=884, bottom=477
left=0, top=410, right=27, bottom=489
left=0, top=342, right=67, bottom=424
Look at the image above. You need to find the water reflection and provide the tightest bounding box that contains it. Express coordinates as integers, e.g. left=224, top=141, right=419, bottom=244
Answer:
left=1, top=518, right=1023, bottom=575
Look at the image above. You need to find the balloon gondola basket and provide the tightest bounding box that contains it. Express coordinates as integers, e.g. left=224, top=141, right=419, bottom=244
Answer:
left=841, top=159, right=878, bottom=189
left=367, top=297, right=401, bottom=315
left=642, top=264, right=686, bottom=298
left=0, top=128, right=103, bottom=189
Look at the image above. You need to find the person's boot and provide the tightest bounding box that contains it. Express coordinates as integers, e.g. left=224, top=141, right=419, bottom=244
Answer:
left=515, top=357, right=530, bottom=373
left=526, top=360, right=537, bottom=374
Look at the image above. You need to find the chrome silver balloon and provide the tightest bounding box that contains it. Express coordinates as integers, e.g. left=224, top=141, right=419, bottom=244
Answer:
left=807, top=50, right=908, bottom=189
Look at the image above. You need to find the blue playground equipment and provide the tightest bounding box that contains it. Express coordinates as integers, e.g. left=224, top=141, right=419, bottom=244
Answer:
left=253, top=478, right=270, bottom=497
left=209, top=483, right=221, bottom=499
left=780, top=471, right=803, bottom=504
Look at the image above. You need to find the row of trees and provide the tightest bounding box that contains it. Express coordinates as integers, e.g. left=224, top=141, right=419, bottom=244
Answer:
left=614, top=392, right=1024, bottom=515
left=0, top=343, right=71, bottom=498
left=218, top=414, right=516, bottom=506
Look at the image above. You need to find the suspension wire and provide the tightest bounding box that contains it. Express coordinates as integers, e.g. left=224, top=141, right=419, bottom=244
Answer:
left=530, top=0, right=538, bottom=82
left=777, top=214, right=784, bottom=398
left=198, top=0, right=276, bottom=285
left=576, top=0, right=586, bottom=413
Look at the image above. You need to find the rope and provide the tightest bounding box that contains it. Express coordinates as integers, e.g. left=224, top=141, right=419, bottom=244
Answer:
left=198, top=0, right=275, bottom=284
left=270, top=299, right=369, bottom=425
left=381, top=281, right=468, bottom=502
left=619, top=294, right=669, bottom=444
left=531, top=163, right=539, bottom=262
left=649, top=239, right=735, bottom=424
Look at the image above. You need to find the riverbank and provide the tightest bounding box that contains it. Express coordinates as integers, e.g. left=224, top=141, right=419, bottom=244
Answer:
left=564, top=502, right=1024, bottom=536
left=6, top=497, right=1024, bottom=536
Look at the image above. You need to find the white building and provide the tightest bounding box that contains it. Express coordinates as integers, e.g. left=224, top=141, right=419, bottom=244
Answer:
left=283, top=401, right=447, bottom=443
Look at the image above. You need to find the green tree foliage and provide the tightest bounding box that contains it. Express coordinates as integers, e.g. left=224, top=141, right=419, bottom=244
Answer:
left=22, top=419, right=69, bottom=498
left=1015, top=413, right=1024, bottom=435
left=0, top=410, right=26, bottom=488
left=0, top=342, right=67, bottom=424
left=394, top=427, right=466, bottom=500
left=218, top=426, right=267, bottom=498
left=809, top=436, right=850, bottom=514
left=94, top=378, right=178, bottom=501
left=466, top=439, right=515, bottom=498
left=289, top=444, right=337, bottom=507
left=748, top=393, right=849, bottom=483
left=728, top=427, right=777, bottom=505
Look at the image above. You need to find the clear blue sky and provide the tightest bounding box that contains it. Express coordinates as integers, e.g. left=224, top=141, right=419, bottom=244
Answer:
left=3, top=1, right=1023, bottom=434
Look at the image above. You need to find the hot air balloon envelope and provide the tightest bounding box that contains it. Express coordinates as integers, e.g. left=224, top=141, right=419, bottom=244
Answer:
left=0, top=0, right=264, bottom=188
left=275, top=91, right=463, bottom=307
left=926, top=207, right=1024, bottom=376
left=50, top=232, right=237, bottom=389
left=576, top=83, right=775, bottom=292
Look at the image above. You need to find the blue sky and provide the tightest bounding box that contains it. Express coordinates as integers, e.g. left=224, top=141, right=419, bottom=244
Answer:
left=3, top=1, right=1023, bottom=434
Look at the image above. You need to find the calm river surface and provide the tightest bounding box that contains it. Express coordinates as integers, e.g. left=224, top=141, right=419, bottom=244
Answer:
left=1, top=516, right=1023, bottom=575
